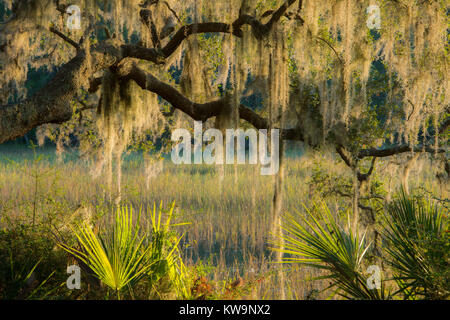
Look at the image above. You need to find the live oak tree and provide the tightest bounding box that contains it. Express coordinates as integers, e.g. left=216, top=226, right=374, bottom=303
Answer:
left=0, top=0, right=448, bottom=291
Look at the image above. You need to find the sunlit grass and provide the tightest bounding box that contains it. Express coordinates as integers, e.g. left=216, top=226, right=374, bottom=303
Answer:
left=0, top=144, right=445, bottom=299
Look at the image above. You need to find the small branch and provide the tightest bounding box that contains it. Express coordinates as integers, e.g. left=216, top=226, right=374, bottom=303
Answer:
left=49, top=27, right=80, bottom=51
left=358, top=144, right=446, bottom=159
left=316, top=36, right=343, bottom=64
left=161, top=22, right=235, bottom=57
left=162, top=0, right=181, bottom=23
left=103, top=27, right=112, bottom=40
left=266, top=0, right=297, bottom=29
left=56, top=2, right=69, bottom=15
left=115, top=62, right=302, bottom=140
left=358, top=157, right=377, bottom=182
left=407, top=99, right=415, bottom=121
left=336, top=144, right=356, bottom=169
left=298, top=0, right=303, bottom=12
left=88, top=77, right=103, bottom=93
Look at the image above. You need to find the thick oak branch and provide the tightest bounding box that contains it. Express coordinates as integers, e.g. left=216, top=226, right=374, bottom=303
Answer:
left=116, top=63, right=302, bottom=140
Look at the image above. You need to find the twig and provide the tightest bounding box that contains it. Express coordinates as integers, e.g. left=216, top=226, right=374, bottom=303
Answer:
left=316, top=36, right=343, bottom=65
left=49, top=27, right=80, bottom=50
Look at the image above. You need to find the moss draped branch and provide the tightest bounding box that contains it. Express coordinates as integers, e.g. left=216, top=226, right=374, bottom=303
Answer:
left=357, top=144, right=445, bottom=159
left=0, top=0, right=446, bottom=164
left=124, top=0, right=299, bottom=63
left=115, top=62, right=302, bottom=140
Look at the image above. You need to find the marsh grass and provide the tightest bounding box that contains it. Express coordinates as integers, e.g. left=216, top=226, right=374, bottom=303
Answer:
left=0, top=144, right=445, bottom=299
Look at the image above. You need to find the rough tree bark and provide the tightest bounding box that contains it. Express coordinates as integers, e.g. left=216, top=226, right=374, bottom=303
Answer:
left=401, top=153, right=420, bottom=195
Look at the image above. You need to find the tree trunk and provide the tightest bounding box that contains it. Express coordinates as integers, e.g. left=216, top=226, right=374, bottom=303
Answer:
left=402, top=153, right=420, bottom=195
left=270, top=137, right=285, bottom=299
left=352, top=170, right=360, bottom=233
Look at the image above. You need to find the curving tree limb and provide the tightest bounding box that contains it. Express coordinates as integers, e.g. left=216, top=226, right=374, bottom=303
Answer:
left=115, top=62, right=303, bottom=140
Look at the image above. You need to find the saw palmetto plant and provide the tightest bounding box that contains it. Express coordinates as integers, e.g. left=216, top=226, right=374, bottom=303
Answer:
left=382, top=191, right=449, bottom=300
left=58, top=202, right=187, bottom=299
left=270, top=203, right=389, bottom=300
left=145, top=202, right=191, bottom=299
left=271, top=191, right=449, bottom=300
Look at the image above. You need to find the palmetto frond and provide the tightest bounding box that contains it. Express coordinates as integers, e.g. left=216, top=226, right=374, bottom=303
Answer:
left=270, top=203, right=389, bottom=300
left=382, top=190, right=449, bottom=299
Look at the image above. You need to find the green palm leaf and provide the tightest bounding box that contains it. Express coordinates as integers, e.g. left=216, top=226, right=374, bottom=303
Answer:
left=382, top=190, right=449, bottom=299
left=58, top=205, right=157, bottom=294
left=270, top=202, right=389, bottom=300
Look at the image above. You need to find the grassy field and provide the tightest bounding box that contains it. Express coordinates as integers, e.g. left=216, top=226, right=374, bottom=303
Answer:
left=0, top=142, right=446, bottom=299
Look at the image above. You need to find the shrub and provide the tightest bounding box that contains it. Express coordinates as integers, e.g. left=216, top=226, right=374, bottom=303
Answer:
left=382, top=190, right=449, bottom=299
left=0, top=225, right=67, bottom=299
left=270, top=203, right=388, bottom=299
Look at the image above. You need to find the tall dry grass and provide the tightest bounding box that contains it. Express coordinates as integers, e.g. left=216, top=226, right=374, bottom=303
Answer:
left=0, top=143, right=445, bottom=299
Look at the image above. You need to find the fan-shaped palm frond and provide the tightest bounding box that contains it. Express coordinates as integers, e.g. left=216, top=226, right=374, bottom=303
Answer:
left=270, top=202, right=389, bottom=300
left=58, top=205, right=158, bottom=297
